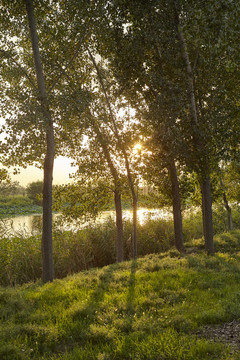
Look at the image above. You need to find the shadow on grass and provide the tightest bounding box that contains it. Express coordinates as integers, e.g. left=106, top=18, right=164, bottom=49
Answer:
left=126, top=259, right=137, bottom=315
left=61, top=263, right=119, bottom=349
left=186, top=250, right=240, bottom=275
left=58, top=261, right=139, bottom=356
left=116, top=259, right=138, bottom=357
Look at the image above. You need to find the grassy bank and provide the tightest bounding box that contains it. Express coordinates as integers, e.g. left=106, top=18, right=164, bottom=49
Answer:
left=1, top=230, right=240, bottom=359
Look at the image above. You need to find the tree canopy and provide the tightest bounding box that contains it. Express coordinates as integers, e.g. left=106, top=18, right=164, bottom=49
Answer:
left=0, top=0, right=239, bottom=279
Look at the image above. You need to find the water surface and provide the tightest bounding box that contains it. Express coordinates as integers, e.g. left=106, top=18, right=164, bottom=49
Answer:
left=2, top=208, right=172, bottom=236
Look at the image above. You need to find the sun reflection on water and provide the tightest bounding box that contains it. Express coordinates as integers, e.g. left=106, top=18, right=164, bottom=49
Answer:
left=6, top=208, right=172, bottom=236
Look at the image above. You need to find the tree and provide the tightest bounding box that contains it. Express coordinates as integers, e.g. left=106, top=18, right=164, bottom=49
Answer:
left=26, top=180, right=43, bottom=205
left=217, top=160, right=240, bottom=231
left=0, top=0, right=93, bottom=282
left=25, top=0, right=55, bottom=282
left=95, top=0, right=186, bottom=252
left=139, top=133, right=185, bottom=252
left=54, top=107, right=126, bottom=262
left=98, top=0, right=240, bottom=254
left=172, top=0, right=240, bottom=252
left=87, top=49, right=139, bottom=258
left=172, top=2, right=214, bottom=254
left=88, top=112, right=125, bottom=262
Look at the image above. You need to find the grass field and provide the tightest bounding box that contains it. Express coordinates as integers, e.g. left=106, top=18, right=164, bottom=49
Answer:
left=1, top=230, right=240, bottom=359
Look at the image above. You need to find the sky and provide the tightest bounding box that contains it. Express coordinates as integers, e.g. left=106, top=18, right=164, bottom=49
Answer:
left=10, top=156, right=77, bottom=187
left=0, top=116, right=78, bottom=186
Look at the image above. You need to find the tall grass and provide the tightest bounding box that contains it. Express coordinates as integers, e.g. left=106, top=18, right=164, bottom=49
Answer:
left=0, top=218, right=175, bottom=286
left=0, top=195, right=32, bottom=206
left=0, top=204, right=239, bottom=286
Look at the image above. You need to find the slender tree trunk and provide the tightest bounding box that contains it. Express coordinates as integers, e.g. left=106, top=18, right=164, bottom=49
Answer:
left=222, top=189, right=233, bottom=231
left=168, top=161, right=184, bottom=252
left=201, top=177, right=214, bottom=255
left=88, top=50, right=138, bottom=259
left=152, top=29, right=184, bottom=253
left=90, top=115, right=124, bottom=262
left=132, top=194, right=138, bottom=258
left=174, top=5, right=214, bottom=254
left=114, top=189, right=124, bottom=262
left=42, top=128, right=54, bottom=282
left=25, top=0, right=55, bottom=282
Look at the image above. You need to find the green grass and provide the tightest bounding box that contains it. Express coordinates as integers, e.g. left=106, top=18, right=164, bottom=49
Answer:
left=1, top=230, right=240, bottom=359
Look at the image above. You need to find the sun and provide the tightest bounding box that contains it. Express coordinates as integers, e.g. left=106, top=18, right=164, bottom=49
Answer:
left=134, top=143, right=142, bottom=151
left=133, top=143, right=142, bottom=155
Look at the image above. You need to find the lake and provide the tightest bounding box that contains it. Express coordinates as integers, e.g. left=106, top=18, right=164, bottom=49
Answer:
left=1, top=208, right=172, bottom=236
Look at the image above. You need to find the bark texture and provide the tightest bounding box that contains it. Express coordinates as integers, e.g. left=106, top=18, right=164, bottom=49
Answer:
left=114, top=189, right=124, bottom=262
left=92, top=116, right=124, bottom=262
left=168, top=161, right=184, bottom=252
left=223, top=190, right=233, bottom=231
left=132, top=194, right=138, bottom=258
left=201, top=177, right=214, bottom=255
left=25, top=0, right=55, bottom=282
left=174, top=3, right=214, bottom=254
left=88, top=50, right=138, bottom=258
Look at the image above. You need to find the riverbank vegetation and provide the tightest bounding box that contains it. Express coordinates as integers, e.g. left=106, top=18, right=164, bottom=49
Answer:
left=0, top=181, right=42, bottom=217
left=1, top=230, right=240, bottom=359
left=1, top=205, right=239, bottom=287
left=0, top=195, right=41, bottom=217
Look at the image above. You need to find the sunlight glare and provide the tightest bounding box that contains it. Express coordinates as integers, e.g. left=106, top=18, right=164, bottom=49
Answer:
left=133, top=143, right=142, bottom=154
left=134, top=143, right=142, bottom=150
left=133, top=143, right=142, bottom=152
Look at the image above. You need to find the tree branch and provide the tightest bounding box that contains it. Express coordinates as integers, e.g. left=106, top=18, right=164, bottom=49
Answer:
left=193, top=48, right=199, bottom=72
left=47, top=21, right=91, bottom=94
left=88, top=48, right=137, bottom=203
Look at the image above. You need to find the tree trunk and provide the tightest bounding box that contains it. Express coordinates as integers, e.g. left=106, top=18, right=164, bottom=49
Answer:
left=88, top=50, right=138, bottom=259
left=201, top=177, right=214, bottom=255
left=168, top=161, right=184, bottom=252
left=114, top=189, right=124, bottom=262
left=91, top=115, right=124, bottom=262
left=132, top=194, right=138, bottom=258
left=42, top=127, right=55, bottom=282
left=223, top=191, right=233, bottom=231
left=174, top=6, right=214, bottom=255
left=25, top=0, right=55, bottom=282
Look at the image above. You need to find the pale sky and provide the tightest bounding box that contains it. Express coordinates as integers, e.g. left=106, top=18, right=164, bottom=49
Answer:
left=10, top=156, right=77, bottom=187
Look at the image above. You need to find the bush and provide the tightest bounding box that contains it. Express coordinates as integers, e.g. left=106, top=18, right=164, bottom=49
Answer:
left=137, top=220, right=174, bottom=256
left=0, top=195, right=32, bottom=206
left=182, top=208, right=204, bottom=241
left=183, top=204, right=240, bottom=242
